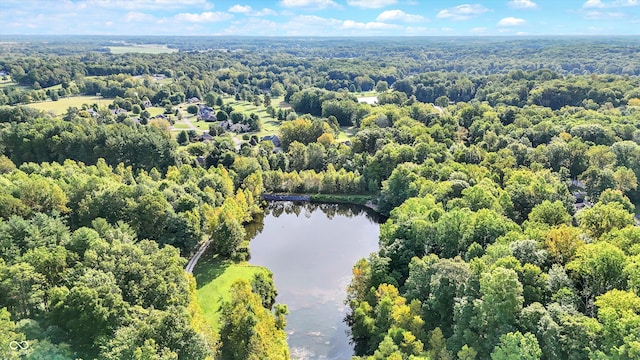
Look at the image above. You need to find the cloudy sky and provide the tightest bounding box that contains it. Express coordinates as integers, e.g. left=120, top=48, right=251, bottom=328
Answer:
left=1, top=0, right=639, bottom=36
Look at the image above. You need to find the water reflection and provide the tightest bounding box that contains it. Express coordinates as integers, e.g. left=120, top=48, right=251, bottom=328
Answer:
left=247, top=201, right=382, bottom=360
left=264, top=201, right=386, bottom=223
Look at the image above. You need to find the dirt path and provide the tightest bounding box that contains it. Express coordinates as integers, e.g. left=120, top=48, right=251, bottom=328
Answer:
left=185, top=239, right=211, bottom=274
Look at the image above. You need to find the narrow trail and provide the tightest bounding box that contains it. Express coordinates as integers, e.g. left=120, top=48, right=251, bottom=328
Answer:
left=185, top=239, right=211, bottom=274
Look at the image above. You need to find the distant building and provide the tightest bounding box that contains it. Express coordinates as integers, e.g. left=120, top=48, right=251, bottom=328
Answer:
left=198, top=105, right=217, bottom=122
left=187, top=97, right=201, bottom=104
left=261, top=135, right=281, bottom=147
left=200, top=132, right=214, bottom=141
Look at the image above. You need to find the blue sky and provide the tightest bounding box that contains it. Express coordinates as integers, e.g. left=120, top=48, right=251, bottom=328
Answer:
left=1, top=0, right=639, bottom=36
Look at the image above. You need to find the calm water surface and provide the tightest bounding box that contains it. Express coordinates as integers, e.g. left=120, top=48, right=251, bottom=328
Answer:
left=247, top=202, right=382, bottom=360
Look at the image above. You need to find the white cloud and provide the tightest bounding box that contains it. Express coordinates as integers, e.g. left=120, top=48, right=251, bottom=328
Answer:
left=125, top=12, right=155, bottom=22
left=584, top=0, right=639, bottom=8
left=228, top=5, right=277, bottom=16
left=508, top=0, right=538, bottom=9
left=252, top=8, right=278, bottom=16
left=498, top=17, right=526, bottom=26
left=581, top=10, right=626, bottom=19
left=282, top=14, right=342, bottom=35
left=87, top=0, right=209, bottom=10
left=470, top=26, right=488, bottom=33
left=228, top=4, right=252, bottom=13
left=217, top=18, right=279, bottom=35
left=279, top=0, right=340, bottom=8
left=342, top=20, right=398, bottom=29
left=174, top=11, right=233, bottom=22
left=278, top=14, right=401, bottom=35
left=347, top=0, right=397, bottom=8
left=376, top=9, right=425, bottom=22
left=405, top=26, right=427, bottom=33
left=584, top=0, right=605, bottom=6
left=436, top=4, right=490, bottom=21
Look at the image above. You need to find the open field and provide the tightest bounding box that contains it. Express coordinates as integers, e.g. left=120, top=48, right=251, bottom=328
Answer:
left=25, top=96, right=166, bottom=117
left=108, top=45, right=178, bottom=54
left=26, top=96, right=112, bottom=114
left=173, top=95, right=358, bottom=144
left=193, top=253, right=268, bottom=330
left=0, top=80, right=30, bottom=91
left=146, top=107, right=166, bottom=117
left=355, top=90, right=378, bottom=97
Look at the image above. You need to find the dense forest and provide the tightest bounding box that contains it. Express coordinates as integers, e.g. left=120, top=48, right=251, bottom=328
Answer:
left=1, top=36, right=640, bottom=359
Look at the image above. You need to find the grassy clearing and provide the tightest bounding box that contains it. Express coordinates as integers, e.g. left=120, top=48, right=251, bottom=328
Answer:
left=193, top=253, right=268, bottom=330
left=146, top=107, right=166, bottom=117
left=25, top=96, right=164, bottom=117
left=0, top=80, right=30, bottom=91
left=0, top=80, right=16, bottom=88
left=26, top=96, right=112, bottom=115
left=172, top=96, right=357, bottom=143
left=220, top=97, right=285, bottom=139
left=355, top=91, right=378, bottom=97
left=108, top=45, right=178, bottom=54
left=337, top=126, right=357, bottom=141
left=191, top=120, right=212, bottom=131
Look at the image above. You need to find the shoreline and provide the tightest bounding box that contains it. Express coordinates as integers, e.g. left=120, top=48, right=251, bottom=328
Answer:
left=260, top=193, right=383, bottom=215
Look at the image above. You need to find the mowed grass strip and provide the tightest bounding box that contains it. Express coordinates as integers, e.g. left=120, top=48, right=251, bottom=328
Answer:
left=0, top=80, right=29, bottom=90
left=26, top=96, right=112, bottom=115
left=173, top=123, right=191, bottom=130
left=193, top=253, right=268, bottom=330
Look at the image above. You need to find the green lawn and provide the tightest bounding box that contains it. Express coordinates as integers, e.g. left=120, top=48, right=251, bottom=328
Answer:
left=26, top=96, right=112, bottom=115
left=146, top=107, right=165, bottom=117
left=337, top=126, right=357, bottom=141
left=184, top=116, right=212, bottom=131
left=25, top=96, right=165, bottom=117
left=171, top=96, right=357, bottom=142
left=173, top=123, right=191, bottom=130
left=193, top=253, right=268, bottom=330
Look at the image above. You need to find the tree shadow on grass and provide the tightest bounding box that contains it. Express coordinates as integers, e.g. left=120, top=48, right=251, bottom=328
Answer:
left=193, top=249, right=231, bottom=290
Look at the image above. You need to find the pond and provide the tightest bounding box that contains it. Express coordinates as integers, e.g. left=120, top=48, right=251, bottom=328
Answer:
left=247, top=201, right=383, bottom=360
